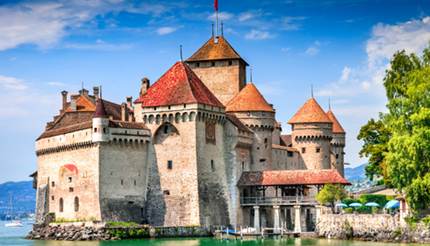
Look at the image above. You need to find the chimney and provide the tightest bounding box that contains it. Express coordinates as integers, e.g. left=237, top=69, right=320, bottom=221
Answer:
left=126, top=96, right=132, bottom=108
left=70, top=98, right=77, bottom=111
left=140, top=78, right=150, bottom=97
left=79, top=88, right=89, bottom=97
left=61, top=90, right=68, bottom=111
left=93, top=86, right=100, bottom=99
left=121, top=103, right=128, bottom=121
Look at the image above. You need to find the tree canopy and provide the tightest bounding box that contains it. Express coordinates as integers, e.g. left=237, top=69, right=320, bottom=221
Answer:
left=357, top=46, right=430, bottom=213
left=316, top=184, right=347, bottom=211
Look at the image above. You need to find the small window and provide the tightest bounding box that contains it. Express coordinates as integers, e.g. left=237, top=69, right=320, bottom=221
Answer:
left=103, top=128, right=107, bottom=133
left=211, top=61, right=215, bottom=67
left=59, top=198, right=64, bottom=212
left=241, top=161, right=245, bottom=170
left=301, top=148, right=306, bottom=153
left=134, top=180, right=137, bottom=186
left=141, top=207, right=144, bottom=217
left=211, top=160, right=215, bottom=171
left=69, top=187, right=74, bottom=192
left=51, top=181, right=55, bottom=187
left=228, top=60, right=233, bottom=66
left=287, top=152, right=293, bottom=157
left=167, top=160, right=173, bottom=169
left=316, top=148, right=320, bottom=153
left=164, top=125, right=169, bottom=134
left=264, top=138, right=268, bottom=143
left=183, top=104, right=187, bottom=108
left=336, top=154, right=339, bottom=159
left=196, top=62, right=200, bottom=67
left=94, top=128, right=97, bottom=133
left=121, top=179, right=124, bottom=185
left=163, top=190, right=170, bottom=195
left=259, top=158, right=266, bottom=162
left=128, top=201, right=134, bottom=204
left=74, top=197, right=79, bottom=212
left=153, top=107, right=157, bottom=110
left=68, top=177, right=72, bottom=183
left=51, top=196, right=55, bottom=201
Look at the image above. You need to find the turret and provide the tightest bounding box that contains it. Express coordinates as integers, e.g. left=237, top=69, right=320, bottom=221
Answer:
left=226, top=83, right=275, bottom=170
left=326, top=109, right=346, bottom=176
left=92, top=98, right=110, bottom=142
left=288, top=98, right=333, bottom=170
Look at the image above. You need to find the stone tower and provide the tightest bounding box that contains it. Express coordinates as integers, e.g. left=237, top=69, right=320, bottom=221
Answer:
left=186, top=36, right=248, bottom=105
left=326, top=109, right=346, bottom=176
left=226, top=83, right=275, bottom=170
left=134, top=61, right=230, bottom=227
left=92, top=99, right=110, bottom=142
left=288, top=98, right=333, bottom=170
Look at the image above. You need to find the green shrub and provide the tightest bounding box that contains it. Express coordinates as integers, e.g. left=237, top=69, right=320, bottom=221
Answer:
left=359, top=194, right=388, bottom=207
left=106, top=221, right=139, bottom=228
left=371, top=207, right=379, bottom=214
left=344, top=208, right=353, bottom=213
left=342, top=198, right=359, bottom=206
left=421, top=215, right=430, bottom=228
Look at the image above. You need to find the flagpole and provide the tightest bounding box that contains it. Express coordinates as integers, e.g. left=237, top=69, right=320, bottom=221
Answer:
left=216, top=9, right=219, bottom=38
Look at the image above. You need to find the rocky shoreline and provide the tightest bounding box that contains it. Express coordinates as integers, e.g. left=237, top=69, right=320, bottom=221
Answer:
left=316, top=214, right=430, bottom=243
left=26, top=223, right=212, bottom=241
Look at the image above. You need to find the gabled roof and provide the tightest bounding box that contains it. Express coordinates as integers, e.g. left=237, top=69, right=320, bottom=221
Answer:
left=288, top=98, right=332, bottom=124
left=226, top=83, right=274, bottom=112
left=136, top=62, right=224, bottom=108
left=326, top=110, right=345, bottom=134
left=237, top=169, right=350, bottom=186
left=186, top=36, right=248, bottom=65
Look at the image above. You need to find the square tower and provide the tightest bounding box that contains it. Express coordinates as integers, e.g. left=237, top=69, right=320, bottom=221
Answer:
left=186, top=36, right=248, bottom=105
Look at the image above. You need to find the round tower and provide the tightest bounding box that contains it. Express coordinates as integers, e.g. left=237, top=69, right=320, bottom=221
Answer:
left=326, top=109, right=346, bottom=176
left=226, top=83, right=275, bottom=170
left=288, top=98, right=333, bottom=170
left=92, top=98, right=110, bottom=142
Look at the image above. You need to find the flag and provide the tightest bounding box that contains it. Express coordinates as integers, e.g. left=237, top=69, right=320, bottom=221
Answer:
left=214, top=0, right=218, bottom=11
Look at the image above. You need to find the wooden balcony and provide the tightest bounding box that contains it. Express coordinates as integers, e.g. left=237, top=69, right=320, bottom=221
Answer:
left=240, top=196, right=318, bottom=206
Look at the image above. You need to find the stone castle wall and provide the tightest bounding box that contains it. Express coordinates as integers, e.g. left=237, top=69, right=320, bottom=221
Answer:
left=36, top=140, right=101, bottom=221
left=144, top=109, right=201, bottom=227
left=98, top=141, right=150, bottom=223
left=291, top=123, right=332, bottom=170
left=189, top=60, right=246, bottom=105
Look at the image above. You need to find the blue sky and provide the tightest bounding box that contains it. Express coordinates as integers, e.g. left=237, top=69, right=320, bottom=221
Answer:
left=0, top=0, right=429, bottom=182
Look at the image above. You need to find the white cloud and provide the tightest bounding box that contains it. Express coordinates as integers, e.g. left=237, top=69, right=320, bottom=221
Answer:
left=0, top=1, right=169, bottom=51
left=63, top=39, right=133, bottom=51
left=281, top=47, right=290, bottom=52
left=340, top=66, right=351, bottom=81
left=305, top=41, right=321, bottom=56
left=367, top=17, right=430, bottom=68
left=156, top=26, right=178, bottom=35
left=47, top=81, right=67, bottom=87
left=238, top=12, right=255, bottom=22
left=282, top=16, right=306, bottom=31
left=245, top=29, right=274, bottom=40
left=208, top=12, right=233, bottom=21
left=0, top=75, right=28, bottom=90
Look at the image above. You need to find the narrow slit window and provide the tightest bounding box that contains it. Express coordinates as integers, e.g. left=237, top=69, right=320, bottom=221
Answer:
left=167, top=160, right=173, bottom=170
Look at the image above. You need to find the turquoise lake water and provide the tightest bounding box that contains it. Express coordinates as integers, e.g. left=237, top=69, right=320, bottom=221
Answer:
left=0, top=221, right=424, bottom=246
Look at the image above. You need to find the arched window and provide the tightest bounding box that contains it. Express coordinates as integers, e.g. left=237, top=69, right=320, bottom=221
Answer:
left=59, top=198, right=64, bottom=212
left=74, top=197, right=79, bottom=212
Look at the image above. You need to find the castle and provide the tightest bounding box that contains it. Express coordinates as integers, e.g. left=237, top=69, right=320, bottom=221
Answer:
left=34, top=34, right=348, bottom=232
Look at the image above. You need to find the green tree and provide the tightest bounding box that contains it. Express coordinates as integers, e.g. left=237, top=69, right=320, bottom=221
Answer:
left=358, top=45, right=430, bottom=214
left=316, top=184, right=347, bottom=212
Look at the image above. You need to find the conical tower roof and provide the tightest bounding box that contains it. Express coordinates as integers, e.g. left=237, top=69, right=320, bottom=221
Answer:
left=288, top=98, right=332, bottom=124
left=186, top=36, right=248, bottom=65
left=226, top=83, right=274, bottom=112
left=93, top=98, right=108, bottom=118
left=137, top=62, right=224, bottom=108
left=326, top=110, right=345, bottom=133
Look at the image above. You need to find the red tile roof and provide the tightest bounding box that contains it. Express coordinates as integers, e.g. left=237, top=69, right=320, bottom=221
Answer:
left=280, top=134, right=292, bottom=146
left=186, top=36, right=248, bottom=65
left=288, top=98, right=332, bottom=124
left=136, top=62, right=224, bottom=108
left=94, top=99, right=108, bottom=118
left=237, top=169, right=350, bottom=186
left=326, top=110, right=345, bottom=133
left=226, top=83, right=274, bottom=112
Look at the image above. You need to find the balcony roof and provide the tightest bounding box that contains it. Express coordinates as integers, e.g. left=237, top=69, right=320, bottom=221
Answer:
left=237, top=169, right=350, bottom=186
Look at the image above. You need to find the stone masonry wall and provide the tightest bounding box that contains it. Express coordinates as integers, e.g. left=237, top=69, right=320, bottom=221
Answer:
left=317, top=214, right=430, bottom=243
left=189, top=60, right=246, bottom=105
left=98, top=141, right=150, bottom=223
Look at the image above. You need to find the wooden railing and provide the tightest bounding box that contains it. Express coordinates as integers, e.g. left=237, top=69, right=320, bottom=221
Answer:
left=240, top=196, right=317, bottom=206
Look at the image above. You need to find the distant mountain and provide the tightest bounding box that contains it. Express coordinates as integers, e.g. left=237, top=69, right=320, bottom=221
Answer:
left=0, top=181, right=35, bottom=219
left=345, top=163, right=367, bottom=181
